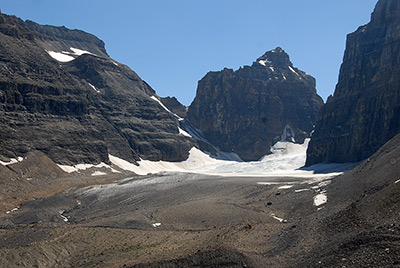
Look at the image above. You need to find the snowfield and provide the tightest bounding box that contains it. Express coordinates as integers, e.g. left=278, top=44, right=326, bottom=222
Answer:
left=108, top=139, right=349, bottom=178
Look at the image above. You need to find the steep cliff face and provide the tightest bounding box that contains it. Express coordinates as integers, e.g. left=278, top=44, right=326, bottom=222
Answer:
left=186, top=48, right=323, bottom=161
left=306, top=0, right=400, bottom=165
left=0, top=13, right=195, bottom=165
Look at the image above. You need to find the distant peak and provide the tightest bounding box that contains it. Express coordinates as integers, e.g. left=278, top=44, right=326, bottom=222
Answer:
left=256, top=47, right=292, bottom=68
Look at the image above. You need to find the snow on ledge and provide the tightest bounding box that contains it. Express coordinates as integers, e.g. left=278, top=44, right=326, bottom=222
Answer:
left=46, top=47, right=96, bottom=63
left=46, top=51, right=75, bottom=62
left=0, top=156, right=24, bottom=166
left=58, top=162, right=119, bottom=174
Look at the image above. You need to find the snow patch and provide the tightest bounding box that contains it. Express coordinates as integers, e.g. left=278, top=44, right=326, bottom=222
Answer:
left=313, top=193, right=327, bottom=206
left=59, top=210, right=69, bottom=222
left=58, top=162, right=119, bottom=174
left=69, top=47, right=95, bottom=56
left=46, top=51, right=75, bottom=62
left=6, top=206, right=19, bottom=214
left=0, top=157, right=23, bottom=166
left=91, top=171, right=107, bottom=176
left=178, top=127, right=192, bottom=137
left=258, top=59, right=271, bottom=66
left=46, top=47, right=96, bottom=63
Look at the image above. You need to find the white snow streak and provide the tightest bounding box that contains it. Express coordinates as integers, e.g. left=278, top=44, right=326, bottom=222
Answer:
left=271, top=214, right=286, bottom=223
left=288, top=66, right=300, bottom=77
left=150, top=96, right=182, bottom=120
left=278, top=185, right=293, bottom=189
left=88, top=83, right=100, bottom=93
left=295, top=188, right=310, bottom=193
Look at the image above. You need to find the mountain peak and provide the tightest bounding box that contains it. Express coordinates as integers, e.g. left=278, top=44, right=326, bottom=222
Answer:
left=256, top=47, right=292, bottom=68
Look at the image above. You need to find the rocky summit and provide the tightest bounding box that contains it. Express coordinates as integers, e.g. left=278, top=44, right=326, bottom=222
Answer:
left=306, top=0, right=400, bottom=165
left=186, top=47, right=323, bottom=161
left=0, top=13, right=195, bottom=165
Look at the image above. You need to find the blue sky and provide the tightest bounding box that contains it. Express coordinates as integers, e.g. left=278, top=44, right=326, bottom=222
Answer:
left=1, top=0, right=378, bottom=105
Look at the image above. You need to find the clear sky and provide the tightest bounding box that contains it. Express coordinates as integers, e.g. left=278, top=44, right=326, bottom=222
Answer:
left=1, top=0, right=378, bottom=105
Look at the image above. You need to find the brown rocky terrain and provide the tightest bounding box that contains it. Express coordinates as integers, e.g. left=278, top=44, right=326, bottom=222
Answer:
left=306, top=0, right=400, bottom=165
left=186, top=47, right=323, bottom=161
left=0, top=132, right=399, bottom=267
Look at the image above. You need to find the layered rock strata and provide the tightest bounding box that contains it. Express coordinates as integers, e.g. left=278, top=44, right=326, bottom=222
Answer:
left=186, top=48, right=323, bottom=161
left=306, top=0, right=400, bottom=165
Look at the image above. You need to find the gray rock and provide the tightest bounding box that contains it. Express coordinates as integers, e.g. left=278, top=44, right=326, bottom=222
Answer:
left=0, top=13, right=195, bottom=165
left=306, top=0, right=400, bottom=165
left=186, top=47, right=323, bottom=161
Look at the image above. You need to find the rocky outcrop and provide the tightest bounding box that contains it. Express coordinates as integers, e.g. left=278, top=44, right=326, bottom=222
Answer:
left=186, top=48, right=323, bottom=161
left=160, top=96, right=187, bottom=118
left=306, top=0, right=400, bottom=165
left=0, top=13, right=195, bottom=165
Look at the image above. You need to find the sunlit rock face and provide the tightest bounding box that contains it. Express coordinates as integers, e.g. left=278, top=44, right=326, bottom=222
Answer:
left=186, top=47, right=323, bottom=161
left=0, top=13, right=195, bottom=165
left=306, top=0, right=400, bottom=166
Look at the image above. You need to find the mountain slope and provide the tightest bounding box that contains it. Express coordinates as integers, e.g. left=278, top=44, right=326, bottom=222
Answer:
left=0, top=13, right=195, bottom=165
left=186, top=48, right=323, bottom=161
left=306, top=0, right=400, bottom=165
left=295, top=132, right=400, bottom=267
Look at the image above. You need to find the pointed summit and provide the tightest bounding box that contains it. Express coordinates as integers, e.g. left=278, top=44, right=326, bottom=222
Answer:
left=187, top=47, right=323, bottom=161
left=256, top=47, right=292, bottom=68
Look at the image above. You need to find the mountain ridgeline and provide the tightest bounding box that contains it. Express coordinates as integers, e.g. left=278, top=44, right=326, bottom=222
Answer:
left=306, top=0, right=400, bottom=165
left=186, top=48, right=323, bottom=161
left=0, top=13, right=196, bottom=165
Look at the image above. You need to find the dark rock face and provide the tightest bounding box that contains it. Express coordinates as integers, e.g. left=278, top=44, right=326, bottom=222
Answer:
left=160, top=96, right=187, bottom=118
left=306, top=0, right=400, bottom=165
left=186, top=48, right=323, bottom=161
left=0, top=13, right=195, bottom=165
